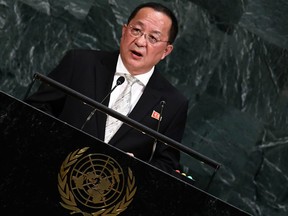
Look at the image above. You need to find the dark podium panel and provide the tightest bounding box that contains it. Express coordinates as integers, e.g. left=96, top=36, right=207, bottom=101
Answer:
left=0, top=91, right=251, bottom=216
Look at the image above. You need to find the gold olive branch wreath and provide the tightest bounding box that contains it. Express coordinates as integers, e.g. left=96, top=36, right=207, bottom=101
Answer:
left=57, top=147, right=137, bottom=216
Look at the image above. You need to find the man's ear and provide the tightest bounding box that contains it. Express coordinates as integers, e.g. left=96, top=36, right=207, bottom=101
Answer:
left=161, top=44, right=173, bottom=60
left=121, top=24, right=127, bottom=38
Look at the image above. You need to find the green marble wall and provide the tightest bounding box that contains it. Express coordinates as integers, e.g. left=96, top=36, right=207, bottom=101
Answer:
left=1, top=0, right=288, bottom=215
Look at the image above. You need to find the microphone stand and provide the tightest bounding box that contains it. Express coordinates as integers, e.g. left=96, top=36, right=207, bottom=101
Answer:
left=80, top=76, right=125, bottom=130
left=148, top=101, right=165, bottom=163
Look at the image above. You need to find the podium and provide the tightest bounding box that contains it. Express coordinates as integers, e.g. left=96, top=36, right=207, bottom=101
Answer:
left=0, top=91, right=251, bottom=215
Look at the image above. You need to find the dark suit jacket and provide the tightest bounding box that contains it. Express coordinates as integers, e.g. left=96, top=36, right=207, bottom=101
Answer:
left=25, top=49, right=188, bottom=173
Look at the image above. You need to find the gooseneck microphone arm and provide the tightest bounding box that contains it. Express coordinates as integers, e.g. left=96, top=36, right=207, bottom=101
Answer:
left=80, top=76, right=125, bottom=130
left=148, top=100, right=166, bottom=163
left=32, top=72, right=221, bottom=171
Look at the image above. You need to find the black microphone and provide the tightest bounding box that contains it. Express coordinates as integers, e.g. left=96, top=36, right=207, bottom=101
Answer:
left=80, top=76, right=125, bottom=130
left=148, top=100, right=166, bottom=163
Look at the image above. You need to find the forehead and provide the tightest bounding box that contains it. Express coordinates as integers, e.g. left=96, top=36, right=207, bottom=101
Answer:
left=130, top=7, right=172, bottom=33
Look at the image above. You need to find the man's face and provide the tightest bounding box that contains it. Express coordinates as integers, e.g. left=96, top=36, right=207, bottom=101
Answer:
left=120, top=7, right=174, bottom=75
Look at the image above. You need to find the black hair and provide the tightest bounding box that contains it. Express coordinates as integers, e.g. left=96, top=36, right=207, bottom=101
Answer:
left=127, top=2, right=178, bottom=44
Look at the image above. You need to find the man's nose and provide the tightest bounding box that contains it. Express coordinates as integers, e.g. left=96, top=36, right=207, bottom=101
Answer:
left=135, top=33, right=147, bottom=46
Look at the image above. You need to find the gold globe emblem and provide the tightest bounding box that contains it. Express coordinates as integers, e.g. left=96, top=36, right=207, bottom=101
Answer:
left=71, top=153, right=124, bottom=208
left=58, top=147, right=137, bottom=215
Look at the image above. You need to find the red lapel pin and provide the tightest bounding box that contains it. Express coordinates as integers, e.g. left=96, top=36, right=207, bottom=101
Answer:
left=151, top=110, right=160, bottom=120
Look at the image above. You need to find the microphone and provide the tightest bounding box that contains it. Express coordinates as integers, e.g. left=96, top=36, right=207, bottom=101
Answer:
left=80, top=76, right=125, bottom=130
left=148, top=100, right=166, bottom=163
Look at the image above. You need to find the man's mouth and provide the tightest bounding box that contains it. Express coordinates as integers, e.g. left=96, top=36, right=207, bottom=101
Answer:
left=131, top=50, right=143, bottom=57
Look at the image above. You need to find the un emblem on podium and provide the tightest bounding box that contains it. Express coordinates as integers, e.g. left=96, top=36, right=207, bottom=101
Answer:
left=58, top=147, right=137, bottom=215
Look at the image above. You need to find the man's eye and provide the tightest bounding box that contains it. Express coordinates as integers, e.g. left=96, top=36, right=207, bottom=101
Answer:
left=132, top=28, right=141, bottom=34
left=148, top=35, right=158, bottom=43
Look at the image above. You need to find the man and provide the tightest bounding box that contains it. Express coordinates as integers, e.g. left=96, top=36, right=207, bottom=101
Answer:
left=25, top=2, right=188, bottom=173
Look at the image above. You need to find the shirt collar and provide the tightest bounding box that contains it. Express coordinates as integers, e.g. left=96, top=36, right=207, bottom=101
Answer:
left=116, top=55, right=154, bottom=86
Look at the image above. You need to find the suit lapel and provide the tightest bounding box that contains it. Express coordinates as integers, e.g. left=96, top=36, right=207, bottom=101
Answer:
left=94, top=52, right=119, bottom=104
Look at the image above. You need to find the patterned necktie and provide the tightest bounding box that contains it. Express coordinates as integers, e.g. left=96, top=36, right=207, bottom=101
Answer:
left=104, top=74, right=137, bottom=143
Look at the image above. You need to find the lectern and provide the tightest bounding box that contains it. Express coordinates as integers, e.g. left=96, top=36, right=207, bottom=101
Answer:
left=0, top=91, right=251, bottom=215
